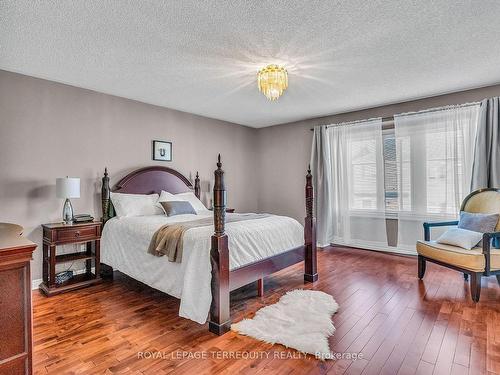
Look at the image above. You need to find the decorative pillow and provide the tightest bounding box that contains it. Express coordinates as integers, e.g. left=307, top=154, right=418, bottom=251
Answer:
left=436, top=228, right=484, bottom=250
left=160, top=201, right=197, bottom=217
left=156, top=190, right=178, bottom=213
left=458, top=211, right=499, bottom=247
left=458, top=211, right=499, bottom=233
left=175, top=191, right=208, bottom=213
left=110, top=192, right=163, bottom=218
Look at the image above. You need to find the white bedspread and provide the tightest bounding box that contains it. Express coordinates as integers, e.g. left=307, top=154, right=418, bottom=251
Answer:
left=101, top=211, right=303, bottom=324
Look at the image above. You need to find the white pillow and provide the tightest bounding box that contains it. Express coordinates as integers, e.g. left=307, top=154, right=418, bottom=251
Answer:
left=436, top=228, right=483, bottom=250
left=110, top=192, right=163, bottom=218
left=157, top=190, right=182, bottom=214
left=158, top=190, right=177, bottom=203
left=175, top=191, right=208, bottom=213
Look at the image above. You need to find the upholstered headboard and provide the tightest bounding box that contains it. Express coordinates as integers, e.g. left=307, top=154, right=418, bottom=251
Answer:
left=101, top=166, right=200, bottom=223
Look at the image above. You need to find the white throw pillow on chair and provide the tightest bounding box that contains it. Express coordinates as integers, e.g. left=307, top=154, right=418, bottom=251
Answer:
left=436, top=228, right=484, bottom=250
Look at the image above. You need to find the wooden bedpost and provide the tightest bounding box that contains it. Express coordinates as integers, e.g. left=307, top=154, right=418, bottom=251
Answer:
left=102, top=167, right=111, bottom=224
left=100, top=167, right=114, bottom=279
left=304, top=165, right=318, bottom=282
left=194, top=171, right=201, bottom=199
left=209, top=154, right=231, bottom=335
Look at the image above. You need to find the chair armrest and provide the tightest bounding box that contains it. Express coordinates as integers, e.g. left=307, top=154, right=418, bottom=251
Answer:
left=423, top=220, right=459, bottom=228
left=482, top=231, right=500, bottom=251
left=484, top=231, right=500, bottom=239
left=481, top=232, right=500, bottom=274
left=422, top=221, right=459, bottom=241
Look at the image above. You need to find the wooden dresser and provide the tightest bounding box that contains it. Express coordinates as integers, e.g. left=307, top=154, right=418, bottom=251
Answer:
left=0, top=224, right=36, bottom=375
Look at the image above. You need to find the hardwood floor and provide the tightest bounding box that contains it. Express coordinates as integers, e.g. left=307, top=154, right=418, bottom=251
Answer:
left=32, top=246, right=500, bottom=375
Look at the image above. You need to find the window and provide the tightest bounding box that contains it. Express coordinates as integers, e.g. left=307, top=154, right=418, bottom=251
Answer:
left=383, top=131, right=411, bottom=213
left=425, top=131, right=464, bottom=215
left=312, top=105, right=479, bottom=253
left=383, top=134, right=397, bottom=211
left=393, top=105, right=479, bottom=219
left=331, top=106, right=475, bottom=220
left=350, top=139, right=379, bottom=210
left=380, top=121, right=465, bottom=217
left=396, top=136, right=412, bottom=211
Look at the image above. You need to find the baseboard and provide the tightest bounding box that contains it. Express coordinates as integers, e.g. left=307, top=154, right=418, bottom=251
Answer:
left=32, top=278, right=42, bottom=290
left=32, top=267, right=95, bottom=290
left=330, top=240, right=417, bottom=256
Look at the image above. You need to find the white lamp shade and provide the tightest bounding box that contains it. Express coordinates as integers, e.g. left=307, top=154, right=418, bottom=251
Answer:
left=56, top=177, right=80, bottom=199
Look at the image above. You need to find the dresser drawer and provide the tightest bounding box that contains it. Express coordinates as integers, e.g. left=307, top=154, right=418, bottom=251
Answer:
left=56, top=226, right=98, bottom=243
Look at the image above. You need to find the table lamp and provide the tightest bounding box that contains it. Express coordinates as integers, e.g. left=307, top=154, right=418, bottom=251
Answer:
left=56, top=177, right=80, bottom=224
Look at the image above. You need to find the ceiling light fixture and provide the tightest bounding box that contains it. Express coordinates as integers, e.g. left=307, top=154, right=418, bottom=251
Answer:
left=257, top=64, right=288, bottom=101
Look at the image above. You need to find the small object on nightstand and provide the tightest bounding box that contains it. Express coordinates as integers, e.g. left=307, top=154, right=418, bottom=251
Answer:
left=40, top=221, right=102, bottom=296
left=55, top=270, right=74, bottom=284
left=73, top=214, right=94, bottom=223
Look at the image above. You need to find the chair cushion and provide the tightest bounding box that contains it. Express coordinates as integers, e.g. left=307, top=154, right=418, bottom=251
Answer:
left=416, top=240, right=500, bottom=272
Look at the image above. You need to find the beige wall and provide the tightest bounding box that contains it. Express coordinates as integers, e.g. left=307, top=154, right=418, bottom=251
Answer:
left=2, top=68, right=500, bottom=281
left=256, top=84, right=500, bottom=222
left=0, top=70, right=258, bottom=280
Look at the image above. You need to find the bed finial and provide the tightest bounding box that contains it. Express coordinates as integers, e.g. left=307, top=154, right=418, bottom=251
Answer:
left=213, top=155, right=226, bottom=234
left=305, top=166, right=313, bottom=216
left=102, top=167, right=111, bottom=223
left=194, top=171, right=201, bottom=199
left=209, top=153, right=230, bottom=334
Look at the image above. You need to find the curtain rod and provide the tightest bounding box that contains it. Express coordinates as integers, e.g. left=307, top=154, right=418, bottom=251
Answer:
left=309, top=117, right=392, bottom=131
left=309, top=101, right=480, bottom=131
left=394, top=101, right=480, bottom=118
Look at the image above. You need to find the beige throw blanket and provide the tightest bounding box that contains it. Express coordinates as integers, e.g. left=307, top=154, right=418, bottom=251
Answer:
left=148, top=213, right=270, bottom=262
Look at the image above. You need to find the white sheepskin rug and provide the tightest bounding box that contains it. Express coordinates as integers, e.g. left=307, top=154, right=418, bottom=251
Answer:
left=231, top=289, right=338, bottom=356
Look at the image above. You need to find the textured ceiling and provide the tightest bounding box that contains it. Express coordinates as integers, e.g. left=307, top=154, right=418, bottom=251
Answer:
left=1, top=1, right=500, bottom=128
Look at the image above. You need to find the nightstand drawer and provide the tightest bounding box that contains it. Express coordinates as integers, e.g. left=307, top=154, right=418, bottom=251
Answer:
left=56, top=226, right=98, bottom=242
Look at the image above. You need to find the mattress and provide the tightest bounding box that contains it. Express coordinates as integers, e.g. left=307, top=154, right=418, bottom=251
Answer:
left=101, top=211, right=303, bottom=324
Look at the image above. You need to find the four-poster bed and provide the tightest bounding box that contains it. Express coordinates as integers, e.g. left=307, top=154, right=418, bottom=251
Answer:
left=100, top=155, right=317, bottom=335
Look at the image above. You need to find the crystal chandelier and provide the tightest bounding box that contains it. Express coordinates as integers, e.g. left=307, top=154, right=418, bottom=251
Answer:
left=257, top=64, right=288, bottom=101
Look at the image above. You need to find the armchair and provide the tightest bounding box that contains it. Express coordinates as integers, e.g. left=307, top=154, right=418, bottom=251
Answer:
left=417, top=188, right=500, bottom=302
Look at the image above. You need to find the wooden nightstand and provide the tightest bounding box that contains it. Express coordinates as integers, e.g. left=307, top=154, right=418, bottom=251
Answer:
left=40, top=221, right=102, bottom=296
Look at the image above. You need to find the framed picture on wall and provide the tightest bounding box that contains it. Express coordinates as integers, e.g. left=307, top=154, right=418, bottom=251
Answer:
left=152, top=140, right=172, bottom=161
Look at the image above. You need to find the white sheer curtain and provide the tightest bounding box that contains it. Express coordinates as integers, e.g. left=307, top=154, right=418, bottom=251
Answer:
left=311, top=118, right=385, bottom=249
left=394, top=104, right=480, bottom=250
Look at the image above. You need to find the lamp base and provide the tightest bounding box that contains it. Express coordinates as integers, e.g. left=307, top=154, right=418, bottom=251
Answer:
left=62, top=198, right=74, bottom=224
